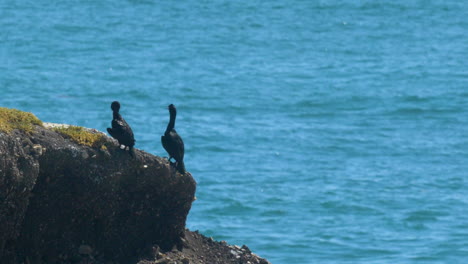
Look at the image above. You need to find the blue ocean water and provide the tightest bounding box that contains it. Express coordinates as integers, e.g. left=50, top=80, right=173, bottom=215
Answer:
left=1, top=1, right=468, bottom=263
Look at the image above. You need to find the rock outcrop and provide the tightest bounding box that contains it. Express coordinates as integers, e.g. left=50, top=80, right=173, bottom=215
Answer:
left=0, top=108, right=270, bottom=264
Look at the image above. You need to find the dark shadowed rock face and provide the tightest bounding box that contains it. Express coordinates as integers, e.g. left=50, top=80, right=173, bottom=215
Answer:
left=0, top=125, right=196, bottom=263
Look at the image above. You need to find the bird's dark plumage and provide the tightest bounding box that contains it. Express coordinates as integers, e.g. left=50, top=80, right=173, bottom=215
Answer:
left=107, top=101, right=135, bottom=156
left=161, top=104, right=186, bottom=174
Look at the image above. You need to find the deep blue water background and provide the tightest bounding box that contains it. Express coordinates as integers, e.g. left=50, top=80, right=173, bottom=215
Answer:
left=2, top=1, right=468, bottom=263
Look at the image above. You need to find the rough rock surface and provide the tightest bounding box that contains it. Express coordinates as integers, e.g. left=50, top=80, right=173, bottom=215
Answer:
left=0, top=122, right=270, bottom=264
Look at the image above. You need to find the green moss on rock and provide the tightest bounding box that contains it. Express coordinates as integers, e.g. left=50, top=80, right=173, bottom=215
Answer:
left=0, top=107, right=43, bottom=133
left=53, top=126, right=108, bottom=148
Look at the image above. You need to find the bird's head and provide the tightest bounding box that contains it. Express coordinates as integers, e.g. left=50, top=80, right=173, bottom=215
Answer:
left=168, top=104, right=176, bottom=114
left=111, top=101, right=121, bottom=112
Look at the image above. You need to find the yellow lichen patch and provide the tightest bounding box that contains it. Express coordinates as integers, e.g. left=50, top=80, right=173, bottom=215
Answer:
left=0, top=107, right=43, bottom=133
left=53, top=126, right=108, bottom=148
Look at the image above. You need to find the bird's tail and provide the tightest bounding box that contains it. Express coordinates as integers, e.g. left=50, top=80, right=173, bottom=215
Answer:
left=129, top=146, right=135, bottom=158
left=177, top=160, right=186, bottom=174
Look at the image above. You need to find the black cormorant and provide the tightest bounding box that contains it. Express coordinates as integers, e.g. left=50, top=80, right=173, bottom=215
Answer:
left=107, top=101, right=135, bottom=157
left=161, top=104, right=186, bottom=174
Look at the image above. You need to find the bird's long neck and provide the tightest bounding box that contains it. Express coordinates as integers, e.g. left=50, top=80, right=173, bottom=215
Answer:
left=166, top=110, right=176, bottom=133
left=113, top=111, right=121, bottom=120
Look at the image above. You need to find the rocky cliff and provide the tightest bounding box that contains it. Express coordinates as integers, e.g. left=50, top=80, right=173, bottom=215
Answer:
left=0, top=107, right=269, bottom=264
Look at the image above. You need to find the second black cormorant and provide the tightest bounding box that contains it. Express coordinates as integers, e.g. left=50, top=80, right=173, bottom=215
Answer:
left=161, top=104, right=186, bottom=174
left=107, top=101, right=135, bottom=157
